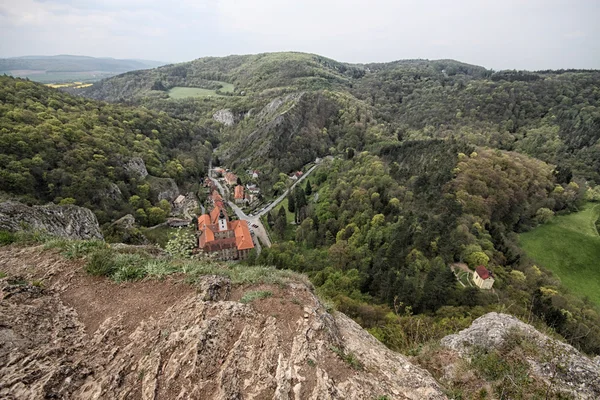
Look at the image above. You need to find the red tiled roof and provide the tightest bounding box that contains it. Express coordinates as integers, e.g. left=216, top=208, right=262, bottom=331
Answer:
left=225, top=172, right=238, bottom=185
left=211, top=190, right=223, bottom=202
left=230, top=220, right=254, bottom=251
left=198, top=221, right=215, bottom=247
left=198, top=214, right=211, bottom=229
left=209, top=206, right=227, bottom=224
left=476, top=265, right=492, bottom=280
left=234, top=185, right=244, bottom=199
left=197, top=207, right=254, bottom=254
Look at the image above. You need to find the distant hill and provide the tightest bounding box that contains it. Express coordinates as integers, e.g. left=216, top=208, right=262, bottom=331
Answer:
left=0, top=55, right=166, bottom=83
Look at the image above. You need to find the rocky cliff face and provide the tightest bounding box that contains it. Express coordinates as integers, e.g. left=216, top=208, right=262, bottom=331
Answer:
left=221, top=91, right=339, bottom=172
left=441, top=312, right=600, bottom=399
left=124, top=157, right=149, bottom=179
left=213, top=109, right=235, bottom=126
left=146, top=176, right=180, bottom=202
left=0, top=201, right=103, bottom=240
left=0, top=246, right=446, bottom=400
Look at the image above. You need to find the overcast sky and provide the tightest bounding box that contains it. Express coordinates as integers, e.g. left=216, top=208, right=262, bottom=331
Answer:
left=1, top=0, right=598, bottom=70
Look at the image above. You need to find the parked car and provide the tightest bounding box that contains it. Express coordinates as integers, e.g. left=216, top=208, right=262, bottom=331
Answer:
left=252, top=224, right=259, bottom=228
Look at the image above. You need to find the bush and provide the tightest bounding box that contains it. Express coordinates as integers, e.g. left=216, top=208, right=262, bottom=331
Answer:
left=85, top=248, right=149, bottom=282
left=62, top=240, right=106, bottom=259
left=165, top=228, right=196, bottom=258
left=85, top=248, right=118, bottom=277
left=112, top=264, right=147, bottom=282
left=144, top=259, right=177, bottom=277
left=0, top=230, right=16, bottom=246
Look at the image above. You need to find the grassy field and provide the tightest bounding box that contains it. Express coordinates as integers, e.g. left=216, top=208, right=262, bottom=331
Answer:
left=46, top=82, right=93, bottom=89
left=168, top=81, right=234, bottom=99
left=519, top=203, right=600, bottom=305
left=274, top=198, right=296, bottom=224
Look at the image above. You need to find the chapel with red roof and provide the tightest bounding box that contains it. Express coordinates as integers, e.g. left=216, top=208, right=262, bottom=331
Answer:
left=472, top=265, right=495, bottom=289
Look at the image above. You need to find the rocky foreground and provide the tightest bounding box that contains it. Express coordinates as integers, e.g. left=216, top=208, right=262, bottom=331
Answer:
left=442, top=312, right=600, bottom=399
left=0, top=246, right=445, bottom=400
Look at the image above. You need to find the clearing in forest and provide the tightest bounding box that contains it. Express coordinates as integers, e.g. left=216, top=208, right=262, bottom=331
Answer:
left=168, top=81, right=234, bottom=99
left=519, top=203, right=600, bottom=305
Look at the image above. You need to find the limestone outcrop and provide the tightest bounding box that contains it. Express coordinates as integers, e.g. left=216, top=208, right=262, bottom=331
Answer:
left=442, top=312, right=600, bottom=399
left=213, top=109, right=235, bottom=126
left=124, top=157, right=149, bottom=179
left=0, top=201, right=103, bottom=240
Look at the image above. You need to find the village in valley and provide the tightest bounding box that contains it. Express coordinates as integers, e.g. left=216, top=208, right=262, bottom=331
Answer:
left=182, top=158, right=322, bottom=261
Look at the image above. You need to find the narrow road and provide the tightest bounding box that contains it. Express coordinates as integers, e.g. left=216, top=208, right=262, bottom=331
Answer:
left=208, top=157, right=325, bottom=250
left=210, top=177, right=272, bottom=249
left=257, top=162, right=320, bottom=217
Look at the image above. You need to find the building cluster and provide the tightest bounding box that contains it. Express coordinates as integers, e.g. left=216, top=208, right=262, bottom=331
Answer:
left=210, top=166, right=261, bottom=206
left=197, top=206, right=254, bottom=260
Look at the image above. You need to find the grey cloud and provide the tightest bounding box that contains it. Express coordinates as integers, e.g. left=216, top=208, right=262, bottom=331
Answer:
left=0, top=0, right=598, bottom=70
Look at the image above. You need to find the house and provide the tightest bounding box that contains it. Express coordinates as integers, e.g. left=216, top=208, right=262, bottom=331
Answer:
left=234, top=185, right=245, bottom=204
left=197, top=206, right=254, bottom=260
left=213, top=168, right=225, bottom=178
left=246, top=184, right=260, bottom=194
left=210, top=190, right=225, bottom=209
left=290, top=171, right=303, bottom=180
left=225, top=172, right=238, bottom=186
left=174, top=195, right=185, bottom=206
left=473, top=265, right=495, bottom=289
left=252, top=170, right=259, bottom=179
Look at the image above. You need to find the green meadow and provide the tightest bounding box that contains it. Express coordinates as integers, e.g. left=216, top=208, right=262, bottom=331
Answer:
left=168, top=81, right=234, bottom=99
left=519, top=203, right=600, bottom=305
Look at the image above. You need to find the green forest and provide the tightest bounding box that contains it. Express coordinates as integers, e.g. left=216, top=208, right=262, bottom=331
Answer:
left=0, top=76, right=214, bottom=224
left=3, top=52, right=600, bottom=366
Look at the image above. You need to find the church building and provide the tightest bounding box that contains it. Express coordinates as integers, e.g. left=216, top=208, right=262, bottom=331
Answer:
left=197, top=206, right=254, bottom=260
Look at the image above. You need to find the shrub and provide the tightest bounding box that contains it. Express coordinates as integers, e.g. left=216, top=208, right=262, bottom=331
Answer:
left=112, top=264, right=147, bottom=282
left=10, top=230, right=53, bottom=245
left=85, top=248, right=118, bottom=277
left=329, top=345, right=363, bottom=370
left=144, top=259, right=177, bottom=277
left=165, top=228, right=196, bottom=258
left=0, top=230, right=16, bottom=246
left=111, top=253, right=148, bottom=282
left=535, top=207, right=555, bottom=224
left=62, top=240, right=106, bottom=259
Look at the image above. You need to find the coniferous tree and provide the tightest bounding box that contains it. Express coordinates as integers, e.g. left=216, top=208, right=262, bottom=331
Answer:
left=294, top=187, right=307, bottom=223
left=267, top=211, right=275, bottom=228
left=275, top=206, right=287, bottom=238
left=295, top=186, right=307, bottom=208
left=305, top=180, right=312, bottom=196
left=288, top=193, right=296, bottom=213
